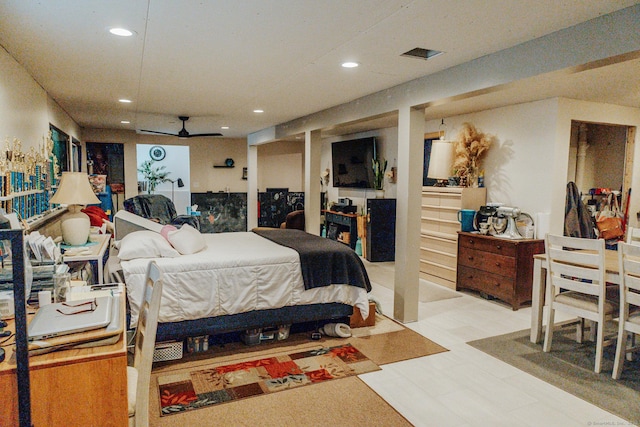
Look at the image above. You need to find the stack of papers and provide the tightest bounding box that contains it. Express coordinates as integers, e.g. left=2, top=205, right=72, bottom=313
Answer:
left=26, top=231, right=60, bottom=263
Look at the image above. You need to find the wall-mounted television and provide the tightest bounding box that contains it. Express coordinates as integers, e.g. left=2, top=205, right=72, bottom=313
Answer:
left=331, top=137, right=376, bottom=188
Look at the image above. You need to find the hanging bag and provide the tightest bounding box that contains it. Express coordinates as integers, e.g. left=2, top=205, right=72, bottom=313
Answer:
left=596, top=193, right=624, bottom=240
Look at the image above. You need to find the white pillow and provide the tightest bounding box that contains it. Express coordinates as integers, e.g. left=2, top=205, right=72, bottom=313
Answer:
left=167, top=224, right=206, bottom=255
left=117, top=230, right=180, bottom=260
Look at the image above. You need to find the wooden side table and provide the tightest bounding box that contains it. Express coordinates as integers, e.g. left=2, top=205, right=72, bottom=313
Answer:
left=62, top=233, right=111, bottom=284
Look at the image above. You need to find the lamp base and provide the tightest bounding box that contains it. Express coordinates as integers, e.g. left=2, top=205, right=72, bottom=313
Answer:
left=60, top=206, right=91, bottom=246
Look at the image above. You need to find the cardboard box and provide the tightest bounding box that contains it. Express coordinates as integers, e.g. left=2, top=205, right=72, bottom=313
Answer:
left=349, top=301, right=376, bottom=328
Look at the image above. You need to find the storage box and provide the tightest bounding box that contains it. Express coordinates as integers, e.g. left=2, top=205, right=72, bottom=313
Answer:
left=349, top=301, right=376, bottom=328
left=153, top=340, right=183, bottom=362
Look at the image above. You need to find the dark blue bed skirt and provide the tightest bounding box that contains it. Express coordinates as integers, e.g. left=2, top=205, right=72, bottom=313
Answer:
left=155, top=303, right=353, bottom=342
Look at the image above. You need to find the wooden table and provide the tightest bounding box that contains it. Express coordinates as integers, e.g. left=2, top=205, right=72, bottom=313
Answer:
left=0, top=292, right=128, bottom=427
left=529, top=249, right=620, bottom=343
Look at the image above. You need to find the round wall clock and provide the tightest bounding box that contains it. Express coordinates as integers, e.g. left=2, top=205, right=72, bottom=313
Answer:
left=149, top=146, right=166, bottom=161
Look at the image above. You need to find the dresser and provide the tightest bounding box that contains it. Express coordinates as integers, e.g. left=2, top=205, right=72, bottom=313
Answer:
left=456, top=232, right=545, bottom=310
left=420, top=187, right=486, bottom=289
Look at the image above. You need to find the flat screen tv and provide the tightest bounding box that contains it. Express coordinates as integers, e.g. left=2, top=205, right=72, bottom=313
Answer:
left=331, top=137, right=376, bottom=188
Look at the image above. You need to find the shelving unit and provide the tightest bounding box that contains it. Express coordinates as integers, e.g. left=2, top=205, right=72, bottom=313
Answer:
left=420, top=186, right=486, bottom=289
left=323, top=210, right=358, bottom=250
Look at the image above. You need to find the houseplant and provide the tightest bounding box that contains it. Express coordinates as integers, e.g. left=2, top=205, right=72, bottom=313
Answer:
left=372, top=157, right=388, bottom=198
left=138, top=159, right=170, bottom=194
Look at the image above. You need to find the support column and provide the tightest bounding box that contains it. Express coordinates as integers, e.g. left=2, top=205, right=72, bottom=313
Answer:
left=247, top=143, right=259, bottom=230
left=304, top=129, right=322, bottom=235
left=393, top=106, right=423, bottom=323
left=575, top=123, right=588, bottom=191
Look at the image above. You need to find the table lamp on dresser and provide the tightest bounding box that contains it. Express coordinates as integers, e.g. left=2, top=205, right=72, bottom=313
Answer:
left=50, top=172, right=100, bottom=246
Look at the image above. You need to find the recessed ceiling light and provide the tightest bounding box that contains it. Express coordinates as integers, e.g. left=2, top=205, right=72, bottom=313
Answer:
left=253, top=109, right=264, bottom=113
left=221, top=126, right=229, bottom=130
left=118, top=98, right=132, bottom=103
left=109, top=27, right=134, bottom=37
left=120, top=120, right=130, bottom=124
left=341, top=62, right=359, bottom=68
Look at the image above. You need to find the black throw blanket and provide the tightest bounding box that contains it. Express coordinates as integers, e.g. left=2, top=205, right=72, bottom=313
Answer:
left=253, top=228, right=372, bottom=292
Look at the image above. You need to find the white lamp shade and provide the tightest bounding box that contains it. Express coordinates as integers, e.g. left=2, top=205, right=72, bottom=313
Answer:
left=50, top=172, right=100, bottom=246
left=427, top=140, right=454, bottom=180
left=50, top=172, right=101, bottom=205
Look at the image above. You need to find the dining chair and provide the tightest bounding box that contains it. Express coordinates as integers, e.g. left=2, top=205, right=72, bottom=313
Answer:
left=626, top=226, right=640, bottom=246
left=128, top=261, right=164, bottom=427
left=543, top=234, right=617, bottom=373
left=612, top=242, right=640, bottom=379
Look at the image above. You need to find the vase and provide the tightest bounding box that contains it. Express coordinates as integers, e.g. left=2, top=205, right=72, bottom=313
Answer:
left=375, top=189, right=385, bottom=199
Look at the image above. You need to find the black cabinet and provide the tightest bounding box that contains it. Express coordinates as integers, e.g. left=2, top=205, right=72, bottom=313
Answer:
left=366, top=199, right=396, bottom=262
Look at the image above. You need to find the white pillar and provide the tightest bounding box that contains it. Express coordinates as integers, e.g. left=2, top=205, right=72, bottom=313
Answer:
left=393, top=106, right=423, bottom=323
left=304, top=130, right=322, bottom=235
left=575, top=123, right=588, bottom=191
left=247, top=144, right=259, bottom=230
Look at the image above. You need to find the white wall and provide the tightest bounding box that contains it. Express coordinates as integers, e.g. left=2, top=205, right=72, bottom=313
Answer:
left=136, top=144, right=191, bottom=215
left=425, top=99, right=560, bottom=225
left=321, top=127, right=398, bottom=215
left=424, top=98, right=640, bottom=236
left=0, top=47, right=80, bottom=159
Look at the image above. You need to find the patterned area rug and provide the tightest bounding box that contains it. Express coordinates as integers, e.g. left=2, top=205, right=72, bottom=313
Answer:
left=158, top=343, right=379, bottom=416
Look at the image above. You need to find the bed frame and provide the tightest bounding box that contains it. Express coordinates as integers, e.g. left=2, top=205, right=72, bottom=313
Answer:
left=155, top=303, right=353, bottom=342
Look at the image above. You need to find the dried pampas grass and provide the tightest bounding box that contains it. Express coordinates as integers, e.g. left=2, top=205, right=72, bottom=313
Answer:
left=453, top=123, right=494, bottom=186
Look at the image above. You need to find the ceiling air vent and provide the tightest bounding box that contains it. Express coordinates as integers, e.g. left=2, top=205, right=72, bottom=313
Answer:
left=401, top=47, right=443, bottom=61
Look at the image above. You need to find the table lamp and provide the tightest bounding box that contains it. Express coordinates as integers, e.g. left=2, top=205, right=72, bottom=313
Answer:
left=427, top=139, right=454, bottom=186
left=50, top=172, right=101, bottom=246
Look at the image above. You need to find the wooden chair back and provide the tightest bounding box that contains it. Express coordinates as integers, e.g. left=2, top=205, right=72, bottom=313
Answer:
left=131, top=261, right=163, bottom=427
left=613, top=242, right=640, bottom=378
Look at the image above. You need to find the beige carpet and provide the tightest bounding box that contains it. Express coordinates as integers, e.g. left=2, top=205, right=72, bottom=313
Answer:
left=147, top=315, right=447, bottom=426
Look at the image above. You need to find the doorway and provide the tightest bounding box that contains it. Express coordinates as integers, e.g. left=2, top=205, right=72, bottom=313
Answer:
left=567, top=120, right=636, bottom=229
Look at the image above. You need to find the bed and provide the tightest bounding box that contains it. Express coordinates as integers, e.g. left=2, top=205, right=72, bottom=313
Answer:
left=110, top=211, right=371, bottom=342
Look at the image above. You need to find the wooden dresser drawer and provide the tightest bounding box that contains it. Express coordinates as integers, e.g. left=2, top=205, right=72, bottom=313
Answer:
left=457, top=265, right=515, bottom=301
left=457, top=247, right=516, bottom=276
left=458, top=233, right=517, bottom=257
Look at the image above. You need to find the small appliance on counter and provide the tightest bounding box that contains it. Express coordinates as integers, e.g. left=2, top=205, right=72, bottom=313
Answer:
left=493, top=206, right=536, bottom=239
left=473, top=203, right=535, bottom=239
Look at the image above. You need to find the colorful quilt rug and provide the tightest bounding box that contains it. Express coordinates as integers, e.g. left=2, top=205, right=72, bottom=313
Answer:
left=158, top=343, right=379, bottom=416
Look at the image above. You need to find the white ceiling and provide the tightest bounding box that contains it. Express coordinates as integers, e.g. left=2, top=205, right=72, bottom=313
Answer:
left=0, top=1, right=638, bottom=139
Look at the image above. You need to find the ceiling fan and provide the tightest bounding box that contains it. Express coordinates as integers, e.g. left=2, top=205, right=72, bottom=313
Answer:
left=141, top=116, right=223, bottom=138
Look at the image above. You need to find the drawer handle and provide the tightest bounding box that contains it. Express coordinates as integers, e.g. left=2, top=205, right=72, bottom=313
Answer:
left=495, top=262, right=500, bottom=267
left=468, top=256, right=474, bottom=261
left=496, top=245, right=501, bottom=249
left=469, top=240, right=474, bottom=244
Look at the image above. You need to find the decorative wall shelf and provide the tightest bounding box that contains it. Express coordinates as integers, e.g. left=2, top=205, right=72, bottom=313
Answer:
left=213, top=165, right=235, bottom=168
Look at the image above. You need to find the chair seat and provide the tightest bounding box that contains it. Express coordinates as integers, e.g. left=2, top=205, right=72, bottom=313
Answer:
left=127, top=366, right=138, bottom=417
left=555, top=290, right=616, bottom=315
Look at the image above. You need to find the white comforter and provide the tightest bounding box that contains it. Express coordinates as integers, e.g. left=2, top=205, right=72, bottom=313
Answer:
left=121, top=232, right=369, bottom=326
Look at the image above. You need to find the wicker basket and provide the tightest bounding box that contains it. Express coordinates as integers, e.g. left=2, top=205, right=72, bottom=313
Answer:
left=153, top=340, right=183, bottom=362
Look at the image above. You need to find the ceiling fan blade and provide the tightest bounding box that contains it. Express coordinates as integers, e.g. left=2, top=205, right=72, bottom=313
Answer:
left=140, top=129, right=178, bottom=137
left=186, top=133, right=224, bottom=137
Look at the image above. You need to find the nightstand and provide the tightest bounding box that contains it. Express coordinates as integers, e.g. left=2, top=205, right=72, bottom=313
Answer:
left=62, top=233, right=111, bottom=284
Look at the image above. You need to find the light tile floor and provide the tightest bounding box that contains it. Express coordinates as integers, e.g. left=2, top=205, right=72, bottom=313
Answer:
left=359, top=261, right=635, bottom=427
